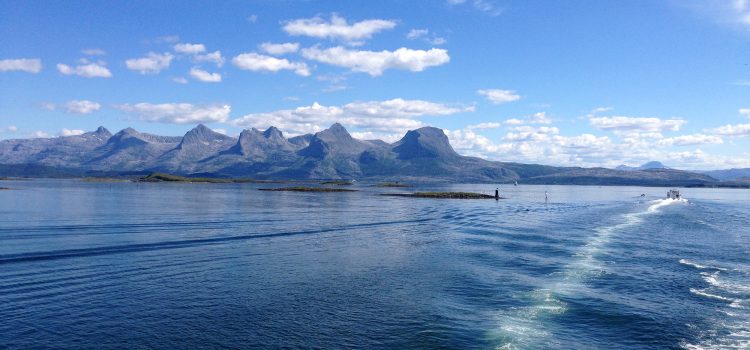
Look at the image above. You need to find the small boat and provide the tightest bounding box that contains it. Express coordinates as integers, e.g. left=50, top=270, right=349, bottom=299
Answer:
left=666, top=189, right=681, bottom=200
left=514, top=181, right=518, bottom=186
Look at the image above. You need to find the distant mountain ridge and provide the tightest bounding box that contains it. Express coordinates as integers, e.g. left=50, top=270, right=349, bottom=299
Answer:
left=0, top=123, right=724, bottom=185
left=616, top=161, right=670, bottom=171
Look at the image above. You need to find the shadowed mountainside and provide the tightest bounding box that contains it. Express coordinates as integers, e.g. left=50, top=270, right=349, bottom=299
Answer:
left=0, top=123, right=723, bottom=185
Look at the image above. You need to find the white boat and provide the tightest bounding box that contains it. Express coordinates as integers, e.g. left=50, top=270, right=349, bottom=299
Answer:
left=666, top=189, right=682, bottom=200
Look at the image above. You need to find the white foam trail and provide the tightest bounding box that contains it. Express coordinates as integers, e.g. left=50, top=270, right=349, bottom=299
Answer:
left=491, top=198, right=684, bottom=348
left=647, top=198, right=687, bottom=213
left=690, top=288, right=736, bottom=302
left=680, top=259, right=728, bottom=271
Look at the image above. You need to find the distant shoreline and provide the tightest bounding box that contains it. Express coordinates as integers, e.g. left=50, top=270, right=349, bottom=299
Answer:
left=1, top=174, right=748, bottom=189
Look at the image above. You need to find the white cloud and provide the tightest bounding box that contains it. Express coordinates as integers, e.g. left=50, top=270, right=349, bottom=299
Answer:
left=657, top=134, right=724, bottom=146
left=65, top=100, right=101, bottom=114
left=467, top=122, right=502, bottom=130
left=448, top=0, right=503, bottom=16
left=0, top=125, right=18, bottom=133
left=709, top=123, right=750, bottom=136
left=430, top=37, right=447, bottom=45
left=407, top=29, right=429, bottom=40
left=125, top=52, right=174, bottom=74
left=740, top=108, right=750, bottom=118
left=174, top=43, right=206, bottom=54
left=301, top=46, right=449, bottom=76
left=114, top=103, right=231, bottom=124
left=194, top=51, right=224, bottom=67
left=590, top=116, right=686, bottom=132
left=230, top=98, right=470, bottom=135
left=282, top=14, right=396, bottom=45
left=212, top=128, right=227, bottom=135
left=504, top=118, right=524, bottom=125
left=477, top=89, right=521, bottom=104
left=259, top=42, right=300, bottom=55
left=31, top=131, right=50, bottom=138
left=503, top=126, right=560, bottom=142
left=529, top=111, right=552, bottom=124
left=247, top=14, right=258, bottom=23
left=57, top=62, right=112, bottom=78
left=82, top=48, right=106, bottom=56
left=60, top=128, right=85, bottom=136
left=172, top=77, right=188, bottom=84
left=406, top=29, right=447, bottom=45
left=232, top=53, right=310, bottom=76
left=0, top=58, right=42, bottom=73
left=189, top=67, right=222, bottom=82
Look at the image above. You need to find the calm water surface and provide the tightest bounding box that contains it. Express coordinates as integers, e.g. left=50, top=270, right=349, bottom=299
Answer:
left=0, top=179, right=748, bottom=349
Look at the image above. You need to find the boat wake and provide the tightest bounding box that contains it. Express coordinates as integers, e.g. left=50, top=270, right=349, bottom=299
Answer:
left=489, top=198, right=686, bottom=348
left=680, top=260, right=750, bottom=349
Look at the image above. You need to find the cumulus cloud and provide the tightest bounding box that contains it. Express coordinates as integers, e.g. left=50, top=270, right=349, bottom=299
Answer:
left=125, top=52, right=174, bottom=74
left=232, top=53, right=310, bottom=76
left=590, top=116, right=686, bottom=132
left=57, top=61, right=112, bottom=78
left=477, top=89, right=521, bottom=104
left=282, top=14, right=396, bottom=45
left=174, top=43, right=206, bottom=54
left=740, top=108, right=750, bottom=118
left=301, top=46, right=449, bottom=76
left=65, top=100, right=101, bottom=114
left=230, top=98, right=471, bottom=135
left=657, top=134, right=724, bottom=146
left=709, top=123, right=750, bottom=136
left=60, top=128, right=85, bottom=136
left=189, top=67, right=222, bottom=82
left=114, top=103, right=231, bottom=124
left=194, top=51, right=224, bottom=67
left=172, top=77, right=188, bottom=84
left=259, top=42, right=300, bottom=55
left=0, top=58, right=43, bottom=73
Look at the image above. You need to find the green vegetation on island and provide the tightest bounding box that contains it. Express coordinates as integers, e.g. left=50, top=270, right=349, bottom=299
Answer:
left=320, top=180, right=354, bottom=186
left=137, top=173, right=294, bottom=184
left=259, top=186, right=358, bottom=192
left=381, top=191, right=498, bottom=199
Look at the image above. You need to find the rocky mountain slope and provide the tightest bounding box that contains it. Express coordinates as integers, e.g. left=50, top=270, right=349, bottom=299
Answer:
left=0, top=123, right=720, bottom=185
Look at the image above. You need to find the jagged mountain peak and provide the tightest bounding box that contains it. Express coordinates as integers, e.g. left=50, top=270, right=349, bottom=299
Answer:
left=316, top=123, right=352, bottom=142
left=180, top=124, right=231, bottom=148
left=93, top=126, right=111, bottom=137
left=263, top=126, right=284, bottom=140
left=392, top=126, right=458, bottom=159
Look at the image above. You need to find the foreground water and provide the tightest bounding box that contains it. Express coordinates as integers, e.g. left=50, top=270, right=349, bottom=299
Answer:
left=0, top=179, right=748, bottom=349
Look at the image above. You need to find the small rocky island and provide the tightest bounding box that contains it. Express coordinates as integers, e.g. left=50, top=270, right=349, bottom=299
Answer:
left=381, top=192, right=500, bottom=199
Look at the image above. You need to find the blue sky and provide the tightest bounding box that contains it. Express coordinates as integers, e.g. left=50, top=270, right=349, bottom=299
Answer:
left=1, top=0, right=750, bottom=169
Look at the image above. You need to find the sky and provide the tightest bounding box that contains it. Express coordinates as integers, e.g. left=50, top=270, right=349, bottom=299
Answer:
left=1, top=0, right=750, bottom=170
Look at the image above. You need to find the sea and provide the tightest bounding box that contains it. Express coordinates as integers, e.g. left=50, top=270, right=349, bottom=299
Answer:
left=0, top=179, right=748, bottom=349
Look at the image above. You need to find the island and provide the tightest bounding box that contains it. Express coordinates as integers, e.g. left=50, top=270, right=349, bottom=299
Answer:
left=381, top=192, right=500, bottom=199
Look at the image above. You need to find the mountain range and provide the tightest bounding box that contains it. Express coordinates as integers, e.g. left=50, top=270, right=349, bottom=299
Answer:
left=0, top=123, right=738, bottom=186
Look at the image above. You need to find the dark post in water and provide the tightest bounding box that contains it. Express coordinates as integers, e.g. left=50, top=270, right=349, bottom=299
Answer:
left=495, top=188, right=499, bottom=200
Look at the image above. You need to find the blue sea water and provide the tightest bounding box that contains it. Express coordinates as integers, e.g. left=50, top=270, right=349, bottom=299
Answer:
left=0, top=179, right=748, bottom=349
